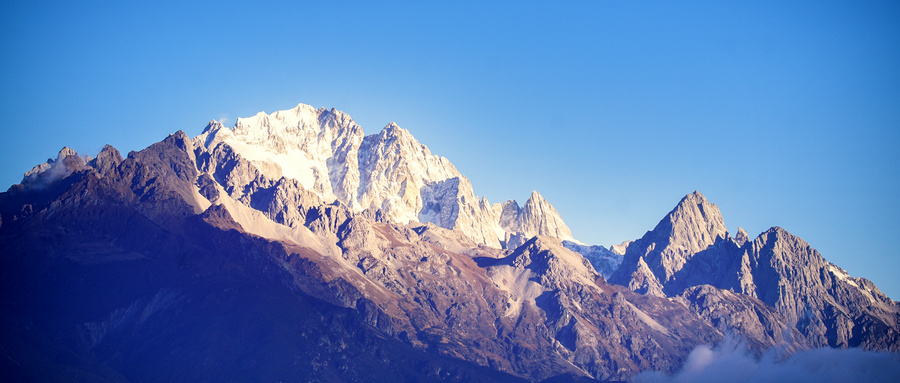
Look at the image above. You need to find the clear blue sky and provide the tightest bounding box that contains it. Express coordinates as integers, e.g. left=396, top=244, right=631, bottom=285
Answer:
left=2, top=1, right=898, bottom=299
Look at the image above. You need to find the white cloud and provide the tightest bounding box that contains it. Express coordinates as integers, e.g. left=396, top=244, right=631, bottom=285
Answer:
left=632, top=338, right=900, bottom=383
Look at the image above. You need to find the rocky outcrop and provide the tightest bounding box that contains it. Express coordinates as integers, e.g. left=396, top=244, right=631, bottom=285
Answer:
left=479, top=236, right=720, bottom=380
left=88, top=144, right=124, bottom=177
left=675, top=285, right=810, bottom=354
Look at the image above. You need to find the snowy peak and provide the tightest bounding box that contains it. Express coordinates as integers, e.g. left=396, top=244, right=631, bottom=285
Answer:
left=189, top=102, right=582, bottom=249
left=380, top=121, right=406, bottom=138
left=195, top=103, right=365, bottom=201
left=356, top=120, right=463, bottom=226
left=201, top=120, right=226, bottom=134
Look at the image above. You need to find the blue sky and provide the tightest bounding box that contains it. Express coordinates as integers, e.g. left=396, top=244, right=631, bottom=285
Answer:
left=2, top=1, right=898, bottom=298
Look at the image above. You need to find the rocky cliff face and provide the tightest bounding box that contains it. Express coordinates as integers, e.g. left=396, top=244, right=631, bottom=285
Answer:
left=612, top=192, right=900, bottom=354
left=609, top=191, right=728, bottom=295
left=742, top=227, right=900, bottom=350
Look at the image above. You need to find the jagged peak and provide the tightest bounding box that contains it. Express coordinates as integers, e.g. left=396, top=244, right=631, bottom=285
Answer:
left=236, top=110, right=269, bottom=125
left=517, top=191, right=575, bottom=242
left=756, top=226, right=805, bottom=245
left=682, top=190, right=706, bottom=202
left=671, top=191, right=715, bottom=214
left=56, top=146, right=78, bottom=162
left=202, top=120, right=226, bottom=134
left=656, top=191, right=727, bottom=239
left=287, top=102, right=320, bottom=113
left=525, top=190, right=544, bottom=203
left=364, top=122, right=426, bottom=154
left=379, top=122, right=410, bottom=139
left=614, top=191, right=729, bottom=287
left=95, top=144, right=122, bottom=160
left=734, top=226, right=750, bottom=246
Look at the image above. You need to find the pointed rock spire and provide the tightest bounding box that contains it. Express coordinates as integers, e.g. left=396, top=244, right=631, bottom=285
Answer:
left=655, top=191, right=728, bottom=255
left=519, top=191, right=575, bottom=242
left=735, top=227, right=750, bottom=246
left=610, top=191, right=728, bottom=293
left=88, top=144, right=123, bottom=176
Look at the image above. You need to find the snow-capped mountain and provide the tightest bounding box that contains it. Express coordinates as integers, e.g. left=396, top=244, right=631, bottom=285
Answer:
left=195, top=103, right=575, bottom=249
left=2, top=103, right=897, bottom=382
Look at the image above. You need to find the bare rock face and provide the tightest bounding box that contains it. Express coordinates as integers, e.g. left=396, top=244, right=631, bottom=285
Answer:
left=609, top=191, right=728, bottom=296
left=612, top=192, right=900, bottom=354
left=20, top=146, right=89, bottom=187
left=498, top=191, right=576, bottom=248
left=3, top=134, right=718, bottom=381
left=477, top=236, right=720, bottom=381
left=741, top=227, right=900, bottom=350
left=88, top=144, right=123, bottom=177
left=676, top=285, right=810, bottom=354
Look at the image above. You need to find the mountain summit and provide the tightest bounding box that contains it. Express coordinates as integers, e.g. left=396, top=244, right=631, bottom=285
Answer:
left=610, top=191, right=728, bottom=295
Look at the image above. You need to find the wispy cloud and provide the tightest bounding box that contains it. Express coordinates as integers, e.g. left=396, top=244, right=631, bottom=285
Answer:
left=633, top=338, right=900, bottom=383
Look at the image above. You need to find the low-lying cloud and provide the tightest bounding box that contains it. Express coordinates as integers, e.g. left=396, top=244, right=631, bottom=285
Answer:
left=632, top=338, right=900, bottom=383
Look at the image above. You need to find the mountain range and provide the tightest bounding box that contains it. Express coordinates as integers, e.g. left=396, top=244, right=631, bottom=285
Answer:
left=1, top=103, right=897, bottom=382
